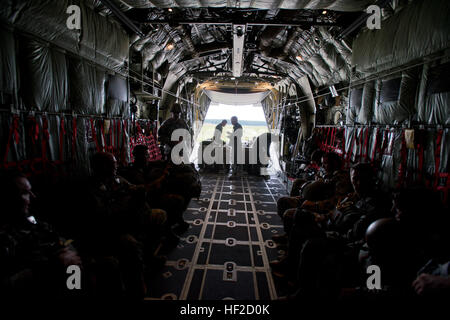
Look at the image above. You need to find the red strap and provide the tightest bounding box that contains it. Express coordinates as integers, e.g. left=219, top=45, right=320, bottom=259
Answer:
left=21, top=116, right=42, bottom=173
left=318, top=128, right=323, bottom=151
left=136, top=121, right=142, bottom=133
left=59, top=117, right=66, bottom=162
left=338, top=128, right=345, bottom=154
left=109, top=119, right=114, bottom=153
left=362, top=127, right=369, bottom=161
left=397, top=130, right=408, bottom=188
left=90, top=118, right=101, bottom=153
left=26, top=117, right=39, bottom=167
left=434, top=129, right=443, bottom=189
left=358, top=128, right=364, bottom=160
left=72, top=117, right=77, bottom=158
left=344, top=127, right=349, bottom=162
left=3, top=115, right=20, bottom=164
left=417, top=130, right=424, bottom=182
left=13, top=116, right=20, bottom=145
left=28, top=116, right=39, bottom=142
left=319, top=128, right=324, bottom=147
left=436, top=173, right=449, bottom=205
left=122, top=119, right=128, bottom=163
left=111, top=119, right=115, bottom=152
left=147, top=132, right=162, bottom=161
left=330, top=127, right=336, bottom=149
left=116, top=119, right=120, bottom=152
left=438, top=173, right=449, bottom=180
left=326, top=127, right=331, bottom=149
left=41, top=116, right=49, bottom=163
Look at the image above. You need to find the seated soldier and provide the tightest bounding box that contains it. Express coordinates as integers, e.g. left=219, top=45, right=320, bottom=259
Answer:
left=0, top=171, right=82, bottom=298
left=272, top=163, right=390, bottom=293
left=158, top=103, right=189, bottom=160
left=166, top=162, right=202, bottom=210
left=360, top=218, right=411, bottom=293
left=79, top=152, right=177, bottom=297
left=392, top=186, right=448, bottom=265
left=122, top=145, right=189, bottom=234
left=290, top=149, right=324, bottom=197
left=274, top=181, right=335, bottom=248
left=126, top=145, right=202, bottom=212
left=322, top=163, right=391, bottom=241
left=343, top=186, right=448, bottom=300
left=274, top=152, right=352, bottom=245
left=85, top=152, right=167, bottom=238
left=360, top=187, right=448, bottom=294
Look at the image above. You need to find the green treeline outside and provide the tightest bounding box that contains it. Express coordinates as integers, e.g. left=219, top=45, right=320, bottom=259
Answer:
left=202, top=119, right=268, bottom=126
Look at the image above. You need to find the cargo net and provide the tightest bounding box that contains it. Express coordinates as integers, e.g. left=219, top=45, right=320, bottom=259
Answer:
left=130, top=122, right=162, bottom=162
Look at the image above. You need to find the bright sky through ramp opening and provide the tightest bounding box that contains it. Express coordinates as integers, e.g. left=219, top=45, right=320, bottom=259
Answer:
left=196, top=102, right=269, bottom=144
left=191, top=102, right=281, bottom=173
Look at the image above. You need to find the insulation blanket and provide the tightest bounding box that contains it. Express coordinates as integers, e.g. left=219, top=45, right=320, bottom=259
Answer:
left=352, top=0, right=450, bottom=74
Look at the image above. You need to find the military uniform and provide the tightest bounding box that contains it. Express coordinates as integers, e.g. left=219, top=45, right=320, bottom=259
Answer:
left=213, top=123, right=225, bottom=143
left=0, top=216, right=66, bottom=296
left=158, top=118, right=189, bottom=146
left=79, top=175, right=167, bottom=297
left=231, top=122, right=243, bottom=175
left=83, top=175, right=167, bottom=251
left=121, top=162, right=187, bottom=226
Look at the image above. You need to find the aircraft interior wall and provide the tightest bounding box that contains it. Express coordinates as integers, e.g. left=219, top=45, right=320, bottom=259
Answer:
left=0, top=0, right=449, bottom=311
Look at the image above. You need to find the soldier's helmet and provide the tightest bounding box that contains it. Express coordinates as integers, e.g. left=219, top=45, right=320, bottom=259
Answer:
left=171, top=103, right=182, bottom=114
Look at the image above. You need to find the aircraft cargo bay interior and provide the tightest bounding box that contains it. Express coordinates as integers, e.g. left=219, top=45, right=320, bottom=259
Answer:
left=0, top=0, right=449, bottom=313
